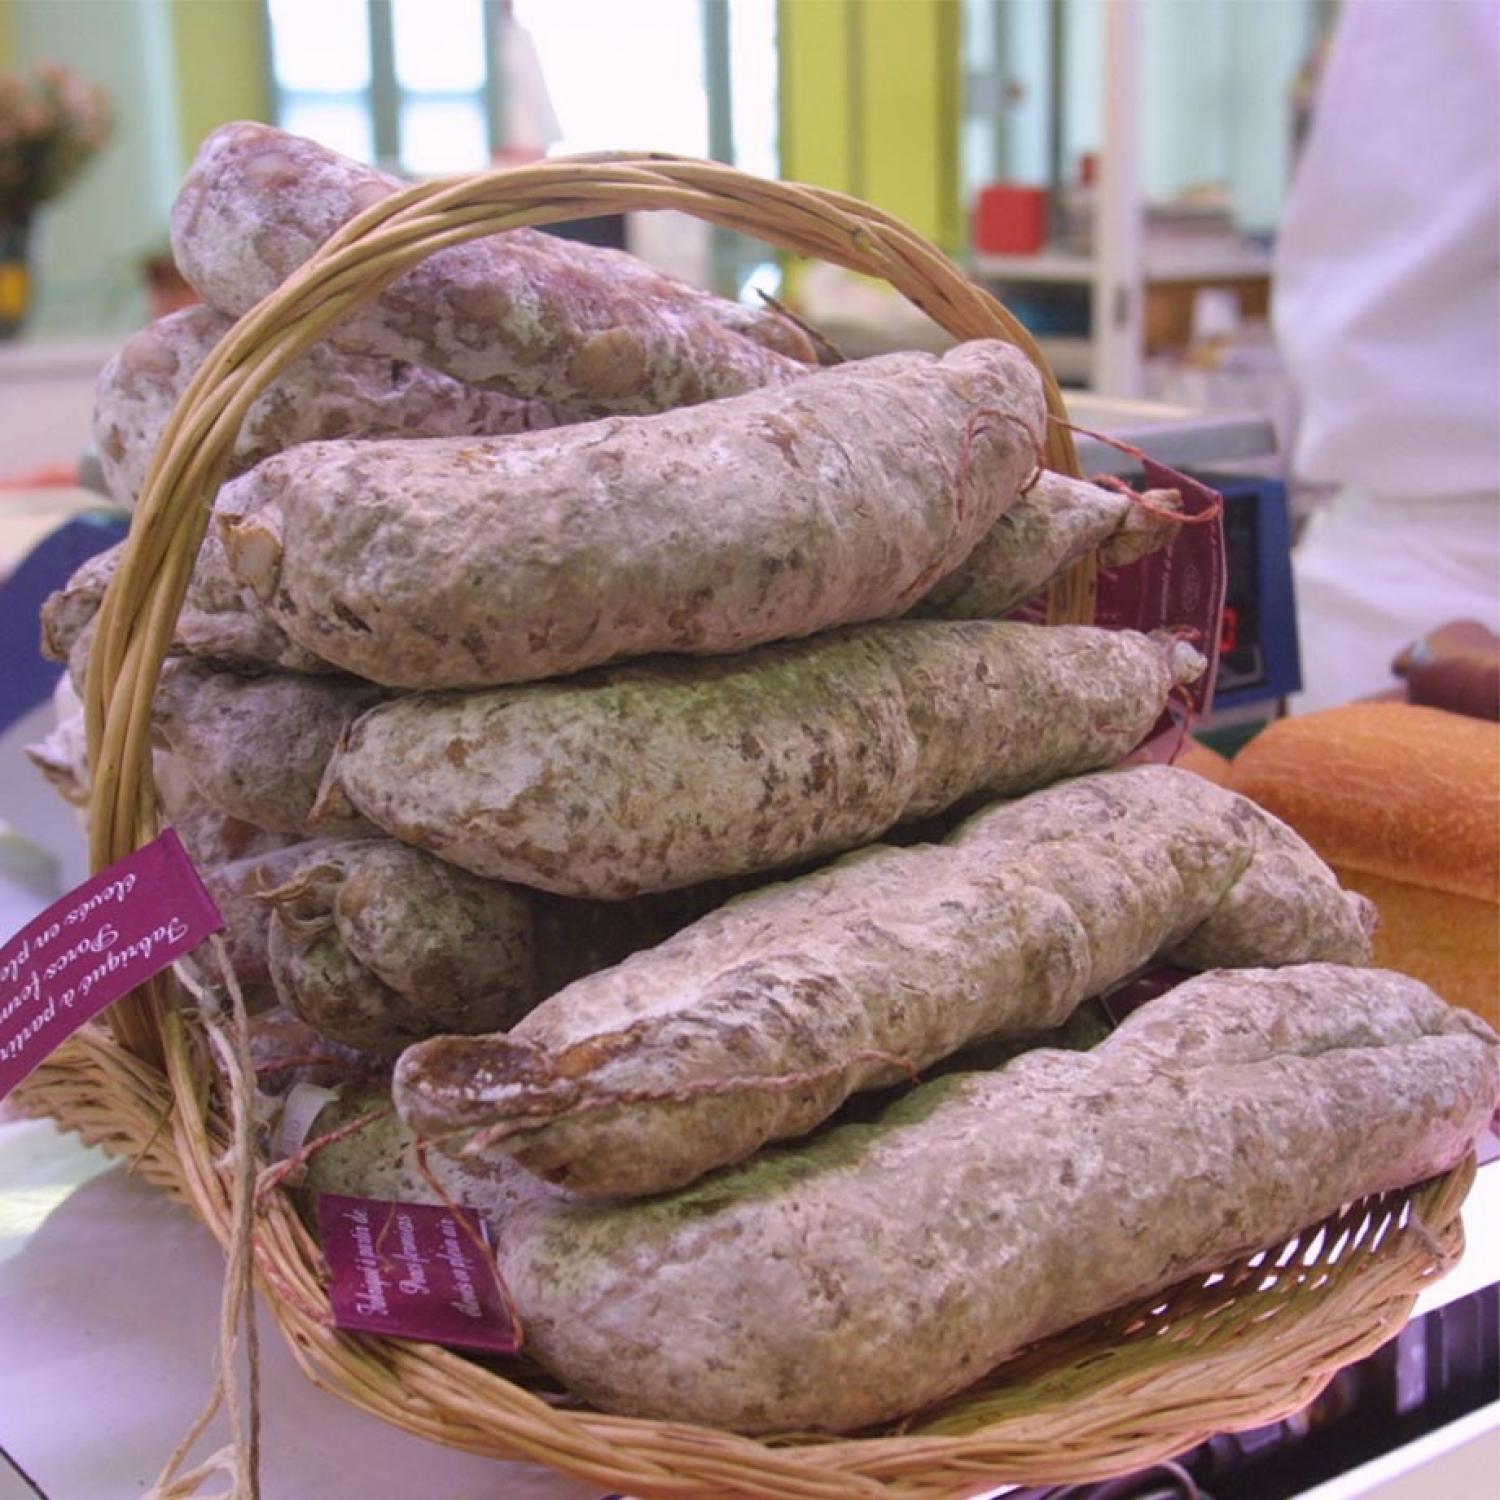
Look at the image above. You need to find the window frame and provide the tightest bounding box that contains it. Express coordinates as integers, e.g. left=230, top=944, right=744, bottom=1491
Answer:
left=261, top=0, right=775, bottom=300
left=263, top=0, right=506, bottom=176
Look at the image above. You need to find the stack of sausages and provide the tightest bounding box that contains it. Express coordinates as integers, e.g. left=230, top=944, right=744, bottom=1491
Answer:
left=37, top=124, right=1500, bottom=1435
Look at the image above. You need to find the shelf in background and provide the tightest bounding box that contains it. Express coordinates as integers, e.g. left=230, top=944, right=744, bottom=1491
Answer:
left=1142, top=240, right=1274, bottom=283
left=969, top=250, right=1098, bottom=282
left=1062, top=393, right=1277, bottom=475
left=0, top=338, right=123, bottom=478
left=1033, top=335, right=1093, bottom=385
left=971, top=242, right=1273, bottom=285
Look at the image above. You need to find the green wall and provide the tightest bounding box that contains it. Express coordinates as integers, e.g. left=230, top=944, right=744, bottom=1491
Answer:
left=2, top=0, right=271, bottom=337
left=779, top=0, right=962, bottom=253
left=5, top=0, right=180, bottom=336
left=169, top=0, right=269, bottom=170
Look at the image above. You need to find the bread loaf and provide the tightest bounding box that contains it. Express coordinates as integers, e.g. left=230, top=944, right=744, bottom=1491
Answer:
left=1393, top=622, right=1499, bottom=721
left=216, top=341, right=1047, bottom=688
left=498, top=964, right=1498, bottom=1433
left=395, top=765, right=1374, bottom=1196
left=1172, top=737, right=1232, bottom=785
left=1228, top=702, right=1499, bottom=1026
left=94, top=305, right=586, bottom=509
left=170, top=122, right=814, bottom=414
left=318, top=623, right=1203, bottom=897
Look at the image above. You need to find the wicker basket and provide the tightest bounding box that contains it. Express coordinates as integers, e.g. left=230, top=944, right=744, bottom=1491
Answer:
left=17, top=157, right=1476, bottom=1499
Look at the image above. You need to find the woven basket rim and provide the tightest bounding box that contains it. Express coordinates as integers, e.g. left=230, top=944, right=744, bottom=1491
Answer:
left=57, top=151, right=1473, bottom=1497
left=18, top=1024, right=1472, bottom=1500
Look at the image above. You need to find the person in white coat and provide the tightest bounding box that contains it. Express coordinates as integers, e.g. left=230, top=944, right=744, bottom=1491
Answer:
left=1273, top=0, right=1500, bottom=712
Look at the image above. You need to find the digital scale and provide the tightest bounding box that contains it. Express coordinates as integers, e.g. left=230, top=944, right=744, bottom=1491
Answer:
left=1190, top=469, right=1301, bottom=713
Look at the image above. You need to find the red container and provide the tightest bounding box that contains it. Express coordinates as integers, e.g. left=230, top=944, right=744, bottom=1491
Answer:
left=973, top=183, right=1048, bottom=255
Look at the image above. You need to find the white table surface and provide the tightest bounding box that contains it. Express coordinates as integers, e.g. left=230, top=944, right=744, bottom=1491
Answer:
left=2, top=1108, right=1496, bottom=1500
left=0, top=1115, right=598, bottom=1500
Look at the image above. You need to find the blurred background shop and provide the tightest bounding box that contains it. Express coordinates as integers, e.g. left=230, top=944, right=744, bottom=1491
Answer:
left=0, top=5, right=1497, bottom=1498
left=3, top=0, right=1496, bottom=859
left=1, top=0, right=1496, bottom=821
left=5, top=0, right=1494, bottom=870
left=0, top=0, right=1329, bottom=391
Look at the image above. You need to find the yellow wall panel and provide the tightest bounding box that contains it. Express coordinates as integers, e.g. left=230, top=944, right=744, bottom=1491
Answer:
left=778, top=0, right=960, bottom=252
left=857, top=0, right=960, bottom=248
left=778, top=0, right=854, bottom=194
left=170, top=0, right=269, bottom=167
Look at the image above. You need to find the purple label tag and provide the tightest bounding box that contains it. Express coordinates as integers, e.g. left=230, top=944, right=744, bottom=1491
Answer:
left=1096, top=460, right=1227, bottom=766
left=316, top=1193, right=521, bottom=1355
left=1003, top=462, right=1227, bottom=766
left=0, top=829, right=223, bottom=1100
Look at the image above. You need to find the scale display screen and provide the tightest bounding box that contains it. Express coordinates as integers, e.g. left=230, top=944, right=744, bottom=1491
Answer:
left=1192, top=474, right=1301, bottom=714
left=1218, top=490, right=1266, bottom=694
